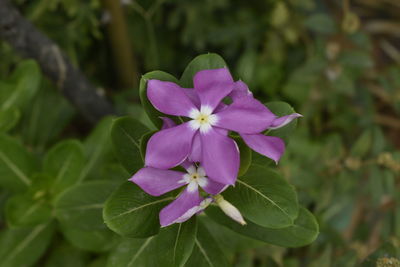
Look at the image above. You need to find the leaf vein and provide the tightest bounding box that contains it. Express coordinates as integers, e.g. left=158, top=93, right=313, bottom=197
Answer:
left=53, top=152, right=73, bottom=187
left=3, top=223, right=47, bottom=264
left=195, top=238, right=214, bottom=267
left=127, top=237, right=153, bottom=267
left=173, top=223, right=182, bottom=265
left=121, top=127, right=140, bottom=149
left=0, top=151, right=31, bottom=186
left=237, top=179, right=291, bottom=219
left=108, top=197, right=173, bottom=221
left=58, top=203, right=104, bottom=211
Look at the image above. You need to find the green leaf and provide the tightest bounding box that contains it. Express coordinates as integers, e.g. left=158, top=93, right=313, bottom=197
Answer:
left=60, top=223, right=119, bottom=252
left=95, top=163, right=131, bottom=183
left=265, top=101, right=298, bottom=143
left=140, top=131, right=156, bottom=161
left=0, top=222, right=55, bottom=267
left=185, top=221, right=230, bottom=267
left=139, top=71, right=179, bottom=129
left=222, top=165, right=298, bottom=228
left=103, top=182, right=174, bottom=237
left=309, top=245, right=332, bottom=267
left=171, top=219, right=198, bottom=267
left=179, top=53, right=228, bottom=88
left=28, top=172, right=54, bottom=193
left=0, top=60, right=41, bottom=138
left=107, top=218, right=197, bottom=267
left=236, top=50, right=257, bottom=88
left=339, top=50, right=373, bottom=70
left=44, top=139, right=85, bottom=197
left=200, top=216, right=264, bottom=260
left=111, top=116, right=150, bottom=174
left=5, top=192, right=52, bottom=227
left=1, top=60, right=41, bottom=112
left=370, top=126, right=386, bottom=156
left=206, top=206, right=319, bottom=248
left=332, top=251, right=358, bottom=267
left=233, top=136, right=252, bottom=177
left=282, top=57, right=326, bottom=102
left=81, top=116, right=115, bottom=182
left=19, top=81, right=74, bottom=151
left=107, top=238, right=155, bottom=267
left=0, top=107, right=20, bottom=132
left=0, top=81, right=13, bottom=105
left=0, top=189, right=10, bottom=222
left=88, top=256, right=108, bottom=267
left=0, top=134, right=38, bottom=191
left=251, top=150, right=274, bottom=167
left=44, top=242, right=90, bottom=267
left=304, top=14, right=336, bottom=34
left=124, top=103, right=158, bottom=131
left=55, top=181, right=119, bottom=230
left=350, top=129, right=372, bottom=158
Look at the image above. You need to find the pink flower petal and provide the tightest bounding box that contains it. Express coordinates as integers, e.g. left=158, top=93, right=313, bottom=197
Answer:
left=240, top=134, right=285, bottom=163
left=160, top=117, right=176, bottom=130
left=147, top=80, right=197, bottom=117
left=229, top=80, right=253, bottom=100
left=215, top=96, right=276, bottom=134
left=145, top=122, right=196, bottom=169
left=179, top=159, right=194, bottom=170
left=188, top=132, right=202, bottom=162
left=193, top=68, right=234, bottom=111
left=269, top=113, right=302, bottom=129
left=182, top=88, right=201, bottom=108
left=202, top=179, right=228, bottom=195
left=200, top=128, right=240, bottom=185
left=159, top=188, right=202, bottom=227
left=129, top=167, right=185, bottom=196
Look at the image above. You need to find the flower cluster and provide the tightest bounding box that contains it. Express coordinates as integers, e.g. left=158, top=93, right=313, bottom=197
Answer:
left=130, top=68, right=301, bottom=227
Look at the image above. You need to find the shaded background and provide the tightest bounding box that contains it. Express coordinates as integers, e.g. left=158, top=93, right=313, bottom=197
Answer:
left=0, top=0, right=400, bottom=266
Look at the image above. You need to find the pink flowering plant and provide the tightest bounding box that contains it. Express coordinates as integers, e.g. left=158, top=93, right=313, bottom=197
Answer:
left=103, top=54, right=318, bottom=266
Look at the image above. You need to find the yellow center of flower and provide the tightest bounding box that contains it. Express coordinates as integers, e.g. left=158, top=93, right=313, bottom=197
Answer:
left=196, top=114, right=210, bottom=125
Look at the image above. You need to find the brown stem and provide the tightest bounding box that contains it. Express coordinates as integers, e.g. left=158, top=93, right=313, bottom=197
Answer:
left=374, top=114, right=400, bottom=129
left=102, top=0, right=138, bottom=91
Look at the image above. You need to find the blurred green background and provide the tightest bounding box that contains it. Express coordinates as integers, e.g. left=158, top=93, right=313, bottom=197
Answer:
left=1, top=0, right=400, bottom=266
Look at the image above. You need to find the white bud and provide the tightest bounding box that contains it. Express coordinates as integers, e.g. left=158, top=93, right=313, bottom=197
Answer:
left=214, top=195, right=246, bottom=225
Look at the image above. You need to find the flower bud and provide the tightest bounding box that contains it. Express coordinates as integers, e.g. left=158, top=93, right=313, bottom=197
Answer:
left=214, top=195, right=246, bottom=225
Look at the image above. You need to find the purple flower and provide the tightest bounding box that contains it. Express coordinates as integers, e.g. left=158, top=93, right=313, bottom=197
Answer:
left=130, top=161, right=226, bottom=227
left=145, top=68, right=301, bottom=185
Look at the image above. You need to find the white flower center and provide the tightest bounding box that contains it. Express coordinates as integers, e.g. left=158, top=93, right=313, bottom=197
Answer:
left=179, top=165, right=208, bottom=192
left=188, top=105, right=218, bottom=134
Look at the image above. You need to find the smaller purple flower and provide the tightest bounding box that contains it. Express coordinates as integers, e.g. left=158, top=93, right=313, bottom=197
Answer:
left=130, top=161, right=226, bottom=227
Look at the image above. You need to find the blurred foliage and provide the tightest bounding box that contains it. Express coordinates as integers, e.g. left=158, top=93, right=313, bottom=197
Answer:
left=1, top=0, right=400, bottom=266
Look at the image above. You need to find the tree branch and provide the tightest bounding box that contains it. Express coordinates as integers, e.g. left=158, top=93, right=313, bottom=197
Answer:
left=102, top=0, right=138, bottom=90
left=0, top=0, right=116, bottom=123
